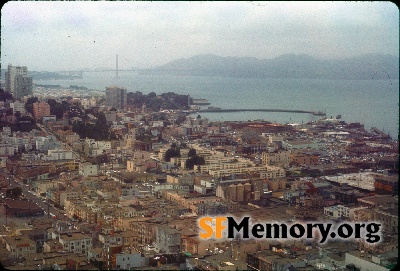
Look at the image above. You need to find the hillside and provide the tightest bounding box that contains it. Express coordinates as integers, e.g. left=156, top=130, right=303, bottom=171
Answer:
left=143, top=53, right=399, bottom=79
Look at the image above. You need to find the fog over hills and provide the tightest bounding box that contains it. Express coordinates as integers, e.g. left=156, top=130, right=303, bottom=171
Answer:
left=1, top=53, right=397, bottom=81
left=144, top=53, right=399, bottom=80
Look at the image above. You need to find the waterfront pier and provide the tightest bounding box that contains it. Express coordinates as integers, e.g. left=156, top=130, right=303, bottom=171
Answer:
left=188, top=108, right=326, bottom=116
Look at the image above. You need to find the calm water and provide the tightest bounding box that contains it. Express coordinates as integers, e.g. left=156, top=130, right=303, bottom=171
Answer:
left=36, top=71, right=399, bottom=138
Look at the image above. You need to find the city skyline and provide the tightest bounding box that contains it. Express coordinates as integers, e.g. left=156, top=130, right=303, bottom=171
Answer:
left=1, top=1, right=398, bottom=71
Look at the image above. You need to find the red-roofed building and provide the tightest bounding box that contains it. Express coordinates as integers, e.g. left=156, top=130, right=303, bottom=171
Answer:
left=302, top=181, right=318, bottom=195
left=3, top=235, right=36, bottom=257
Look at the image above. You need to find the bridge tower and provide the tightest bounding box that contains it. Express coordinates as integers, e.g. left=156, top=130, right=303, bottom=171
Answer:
left=116, top=54, right=119, bottom=79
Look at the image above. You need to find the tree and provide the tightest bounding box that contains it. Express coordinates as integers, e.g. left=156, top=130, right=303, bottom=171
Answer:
left=188, top=148, right=196, bottom=158
left=25, top=96, right=39, bottom=115
left=147, top=92, right=157, bottom=99
left=186, top=155, right=205, bottom=170
left=157, top=133, right=163, bottom=143
left=165, top=146, right=180, bottom=162
left=0, top=88, right=13, bottom=102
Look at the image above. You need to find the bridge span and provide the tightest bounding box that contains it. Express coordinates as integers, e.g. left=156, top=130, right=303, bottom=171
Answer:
left=188, top=108, right=326, bottom=116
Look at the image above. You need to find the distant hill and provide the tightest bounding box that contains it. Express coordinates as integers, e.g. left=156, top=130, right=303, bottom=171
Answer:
left=0, top=69, right=78, bottom=80
left=143, top=53, right=399, bottom=79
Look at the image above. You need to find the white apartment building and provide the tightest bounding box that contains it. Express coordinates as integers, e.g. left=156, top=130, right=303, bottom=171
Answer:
left=98, top=232, right=123, bottom=248
left=44, top=150, right=74, bottom=161
left=197, top=161, right=251, bottom=174
left=324, top=205, right=369, bottom=220
left=58, top=232, right=92, bottom=255
left=115, top=251, right=145, bottom=270
left=36, top=136, right=61, bottom=152
left=208, top=165, right=267, bottom=178
left=259, top=166, right=286, bottom=179
left=79, top=162, right=98, bottom=176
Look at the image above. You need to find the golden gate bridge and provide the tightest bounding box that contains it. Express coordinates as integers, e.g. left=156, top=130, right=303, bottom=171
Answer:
left=56, top=54, right=152, bottom=79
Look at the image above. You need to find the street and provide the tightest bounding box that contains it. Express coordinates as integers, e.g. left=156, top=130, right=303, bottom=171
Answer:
left=4, top=176, right=68, bottom=221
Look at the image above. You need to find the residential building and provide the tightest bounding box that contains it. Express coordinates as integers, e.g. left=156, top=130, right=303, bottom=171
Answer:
left=345, top=250, right=393, bottom=271
left=261, top=150, right=291, bottom=166
left=156, top=224, right=181, bottom=254
left=115, top=250, right=145, bottom=270
left=58, top=232, right=92, bottom=256
left=10, top=101, right=26, bottom=114
left=5, top=64, right=33, bottom=99
left=98, top=232, right=124, bottom=248
left=35, top=136, right=61, bottom=152
left=259, top=166, right=286, bottom=179
left=33, top=102, right=51, bottom=121
left=79, top=162, right=98, bottom=176
left=3, top=236, right=36, bottom=257
left=105, top=86, right=127, bottom=110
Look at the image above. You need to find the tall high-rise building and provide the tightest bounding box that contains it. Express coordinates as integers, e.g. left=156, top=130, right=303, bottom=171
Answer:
left=5, top=64, right=33, bottom=99
left=105, top=86, right=127, bottom=110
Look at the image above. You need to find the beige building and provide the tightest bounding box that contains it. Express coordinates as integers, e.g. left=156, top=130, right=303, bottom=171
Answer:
left=261, top=150, right=291, bottom=166
left=267, top=178, right=287, bottom=191
left=3, top=236, right=36, bottom=257
left=374, top=208, right=398, bottom=234
left=259, top=166, right=286, bottom=179
left=208, top=165, right=267, bottom=178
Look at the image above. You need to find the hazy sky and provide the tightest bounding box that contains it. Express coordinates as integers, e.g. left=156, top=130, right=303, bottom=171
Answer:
left=1, top=1, right=398, bottom=71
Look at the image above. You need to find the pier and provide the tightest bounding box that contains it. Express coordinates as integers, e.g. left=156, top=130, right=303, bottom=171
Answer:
left=188, top=108, right=326, bottom=116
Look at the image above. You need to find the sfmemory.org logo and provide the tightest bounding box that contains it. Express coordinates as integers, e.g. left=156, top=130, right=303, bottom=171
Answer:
left=198, top=216, right=382, bottom=244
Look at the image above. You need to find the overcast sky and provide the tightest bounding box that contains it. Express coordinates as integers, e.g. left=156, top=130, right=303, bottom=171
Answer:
left=1, top=1, right=398, bottom=71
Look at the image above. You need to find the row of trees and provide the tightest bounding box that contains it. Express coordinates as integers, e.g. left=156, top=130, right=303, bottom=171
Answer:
left=185, top=148, right=205, bottom=170
left=0, top=91, right=38, bottom=132
left=0, top=88, right=13, bottom=102
left=72, top=112, right=117, bottom=140
left=165, top=143, right=181, bottom=162
left=164, top=145, right=205, bottom=169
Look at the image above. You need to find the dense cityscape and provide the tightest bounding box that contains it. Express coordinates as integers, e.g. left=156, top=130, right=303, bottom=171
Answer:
left=0, top=63, right=397, bottom=271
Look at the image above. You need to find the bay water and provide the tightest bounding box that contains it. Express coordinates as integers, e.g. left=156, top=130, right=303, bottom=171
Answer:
left=36, top=71, right=399, bottom=139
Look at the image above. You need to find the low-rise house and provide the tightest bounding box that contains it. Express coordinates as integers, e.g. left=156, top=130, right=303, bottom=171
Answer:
left=3, top=235, right=36, bottom=258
